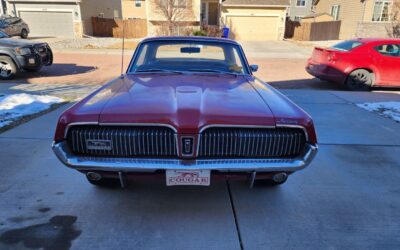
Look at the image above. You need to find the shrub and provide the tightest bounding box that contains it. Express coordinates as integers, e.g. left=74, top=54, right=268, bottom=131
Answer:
left=192, top=30, right=207, bottom=36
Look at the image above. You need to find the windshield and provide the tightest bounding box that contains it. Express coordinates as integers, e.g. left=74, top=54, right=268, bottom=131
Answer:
left=128, top=40, right=250, bottom=75
left=331, top=40, right=363, bottom=51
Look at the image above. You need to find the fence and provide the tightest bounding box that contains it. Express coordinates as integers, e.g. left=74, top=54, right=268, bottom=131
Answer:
left=285, top=20, right=341, bottom=41
left=91, top=17, right=147, bottom=38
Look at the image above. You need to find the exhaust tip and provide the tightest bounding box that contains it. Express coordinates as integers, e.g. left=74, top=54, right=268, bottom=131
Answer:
left=86, top=172, right=102, bottom=181
left=272, top=172, right=288, bottom=183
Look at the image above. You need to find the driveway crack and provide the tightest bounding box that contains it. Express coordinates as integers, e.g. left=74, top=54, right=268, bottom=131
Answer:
left=226, top=180, right=244, bottom=250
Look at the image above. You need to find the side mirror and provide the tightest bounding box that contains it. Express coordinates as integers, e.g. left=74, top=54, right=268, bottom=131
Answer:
left=250, top=64, right=258, bottom=72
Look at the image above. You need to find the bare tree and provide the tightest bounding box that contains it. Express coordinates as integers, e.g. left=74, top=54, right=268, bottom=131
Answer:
left=387, top=0, right=400, bottom=37
left=151, top=0, right=194, bottom=36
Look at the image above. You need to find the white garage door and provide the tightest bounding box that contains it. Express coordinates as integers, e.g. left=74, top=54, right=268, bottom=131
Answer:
left=226, top=16, right=279, bottom=41
left=19, top=11, right=74, bottom=37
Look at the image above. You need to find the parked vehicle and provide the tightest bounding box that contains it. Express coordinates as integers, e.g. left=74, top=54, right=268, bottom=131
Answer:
left=0, top=31, right=53, bottom=80
left=306, top=38, right=400, bottom=90
left=0, top=15, right=30, bottom=38
left=52, top=36, right=318, bottom=188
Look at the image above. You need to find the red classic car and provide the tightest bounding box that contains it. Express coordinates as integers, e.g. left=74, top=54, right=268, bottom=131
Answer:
left=306, top=38, right=400, bottom=90
left=52, top=37, right=318, bottom=188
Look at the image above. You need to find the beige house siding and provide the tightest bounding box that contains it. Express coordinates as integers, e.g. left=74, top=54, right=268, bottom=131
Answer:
left=146, top=0, right=201, bottom=36
left=80, top=0, right=123, bottom=35
left=301, top=14, right=334, bottom=23
left=221, top=6, right=287, bottom=40
left=122, top=0, right=147, bottom=19
left=315, top=0, right=365, bottom=39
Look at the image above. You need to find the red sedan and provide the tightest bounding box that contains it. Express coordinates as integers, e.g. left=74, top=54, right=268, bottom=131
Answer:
left=306, top=38, right=400, bottom=90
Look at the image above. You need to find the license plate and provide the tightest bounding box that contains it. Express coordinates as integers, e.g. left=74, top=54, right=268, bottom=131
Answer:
left=28, top=58, right=35, bottom=64
left=166, top=170, right=210, bottom=186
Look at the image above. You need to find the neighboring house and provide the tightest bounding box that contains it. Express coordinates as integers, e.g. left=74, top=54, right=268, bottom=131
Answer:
left=288, top=0, right=314, bottom=21
left=146, top=0, right=201, bottom=36
left=80, top=0, right=147, bottom=35
left=0, top=0, right=7, bottom=15
left=5, top=0, right=83, bottom=38
left=314, top=0, right=394, bottom=39
left=3, top=0, right=290, bottom=40
left=221, top=0, right=290, bottom=40
left=300, top=12, right=333, bottom=23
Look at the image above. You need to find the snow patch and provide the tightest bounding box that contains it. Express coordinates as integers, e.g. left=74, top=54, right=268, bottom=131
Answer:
left=0, top=93, right=64, bottom=128
left=357, top=102, right=400, bottom=123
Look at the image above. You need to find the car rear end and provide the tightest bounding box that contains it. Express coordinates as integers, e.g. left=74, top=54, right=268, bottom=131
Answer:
left=306, top=40, right=364, bottom=84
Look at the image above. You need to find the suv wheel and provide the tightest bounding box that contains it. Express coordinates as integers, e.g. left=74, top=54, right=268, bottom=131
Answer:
left=0, top=56, right=17, bottom=80
left=21, top=29, right=28, bottom=39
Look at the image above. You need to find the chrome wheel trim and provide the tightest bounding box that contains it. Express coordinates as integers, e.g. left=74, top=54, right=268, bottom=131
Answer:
left=0, top=61, right=12, bottom=78
left=348, top=71, right=370, bottom=89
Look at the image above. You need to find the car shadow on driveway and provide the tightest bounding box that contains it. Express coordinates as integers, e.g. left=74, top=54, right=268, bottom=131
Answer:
left=268, top=78, right=345, bottom=90
left=268, top=78, right=400, bottom=92
left=19, top=63, right=97, bottom=79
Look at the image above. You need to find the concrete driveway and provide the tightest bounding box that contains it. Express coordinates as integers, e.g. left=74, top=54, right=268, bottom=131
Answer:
left=0, top=50, right=340, bottom=102
left=0, top=88, right=399, bottom=249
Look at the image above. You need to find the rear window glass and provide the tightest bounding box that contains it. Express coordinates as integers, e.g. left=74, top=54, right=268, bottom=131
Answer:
left=331, top=41, right=363, bottom=51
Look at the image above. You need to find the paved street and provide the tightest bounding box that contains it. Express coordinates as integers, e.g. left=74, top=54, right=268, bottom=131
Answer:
left=0, top=50, right=399, bottom=249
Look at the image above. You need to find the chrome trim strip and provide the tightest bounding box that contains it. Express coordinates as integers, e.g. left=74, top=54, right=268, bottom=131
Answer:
left=199, top=124, right=276, bottom=133
left=64, top=122, right=178, bottom=139
left=52, top=142, right=318, bottom=173
left=64, top=122, right=98, bottom=139
left=276, top=124, right=309, bottom=142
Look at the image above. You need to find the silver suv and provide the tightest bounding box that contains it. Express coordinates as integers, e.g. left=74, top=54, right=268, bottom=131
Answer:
left=0, top=15, right=30, bottom=39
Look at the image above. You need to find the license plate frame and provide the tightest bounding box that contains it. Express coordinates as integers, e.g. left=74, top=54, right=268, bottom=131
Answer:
left=166, top=170, right=211, bottom=186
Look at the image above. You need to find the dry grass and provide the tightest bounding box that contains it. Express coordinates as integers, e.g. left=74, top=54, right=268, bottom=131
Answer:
left=107, top=41, right=139, bottom=49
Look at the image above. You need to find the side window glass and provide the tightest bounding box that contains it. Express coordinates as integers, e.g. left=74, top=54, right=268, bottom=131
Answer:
left=375, top=44, right=400, bottom=57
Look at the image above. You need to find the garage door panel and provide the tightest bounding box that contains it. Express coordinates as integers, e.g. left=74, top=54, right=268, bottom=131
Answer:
left=226, top=16, right=279, bottom=41
left=19, top=11, right=74, bottom=37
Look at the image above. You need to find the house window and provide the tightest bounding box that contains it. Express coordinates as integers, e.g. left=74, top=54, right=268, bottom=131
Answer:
left=330, top=5, right=340, bottom=20
left=296, top=0, right=306, bottom=7
left=135, top=0, right=141, bottom=7
left=372, top=1, right=391, bottom=22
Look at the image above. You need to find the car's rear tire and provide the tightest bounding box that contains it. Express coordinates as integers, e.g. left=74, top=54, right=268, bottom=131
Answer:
left=0, top=56, right=18, bottom=80
left=20, top=29, right=28, bottom=39
left=345, top=69, right=373, bottom=91
left=86, top=176, right=120, bottom=188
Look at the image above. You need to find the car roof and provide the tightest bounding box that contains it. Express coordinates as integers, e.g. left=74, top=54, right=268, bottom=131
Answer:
left=353, top=38, right=400, bottom=45
left=140, top=36, right=240, bottom=45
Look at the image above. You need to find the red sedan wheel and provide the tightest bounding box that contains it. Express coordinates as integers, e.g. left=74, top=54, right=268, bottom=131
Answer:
left=345, top=69, right=373, bottom=91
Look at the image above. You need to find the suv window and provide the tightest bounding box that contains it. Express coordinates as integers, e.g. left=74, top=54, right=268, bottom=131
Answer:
left=375, top=44, right=400, bottom=57
left=9, top=17, right=20, bottom=24
left=331, top=40, right=363, bottom=51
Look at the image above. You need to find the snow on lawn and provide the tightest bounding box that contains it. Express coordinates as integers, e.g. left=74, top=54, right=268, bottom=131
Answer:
left=0, top=93, right=64, bottom=128
left=357, top=102, right=400, bottom=123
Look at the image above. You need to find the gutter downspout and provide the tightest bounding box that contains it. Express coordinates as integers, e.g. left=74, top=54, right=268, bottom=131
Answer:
left=357, top=0, right=368, bottom=38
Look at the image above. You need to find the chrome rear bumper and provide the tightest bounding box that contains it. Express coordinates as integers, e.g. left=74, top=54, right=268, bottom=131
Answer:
left=52, top=141, right=317, bottom=173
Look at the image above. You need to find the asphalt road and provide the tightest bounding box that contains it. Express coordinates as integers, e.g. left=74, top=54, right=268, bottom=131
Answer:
left=0, top=87, right=399, bottom=249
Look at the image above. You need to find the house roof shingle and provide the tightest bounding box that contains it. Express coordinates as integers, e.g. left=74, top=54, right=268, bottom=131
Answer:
left=222, top=0, right=290, bottom=6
